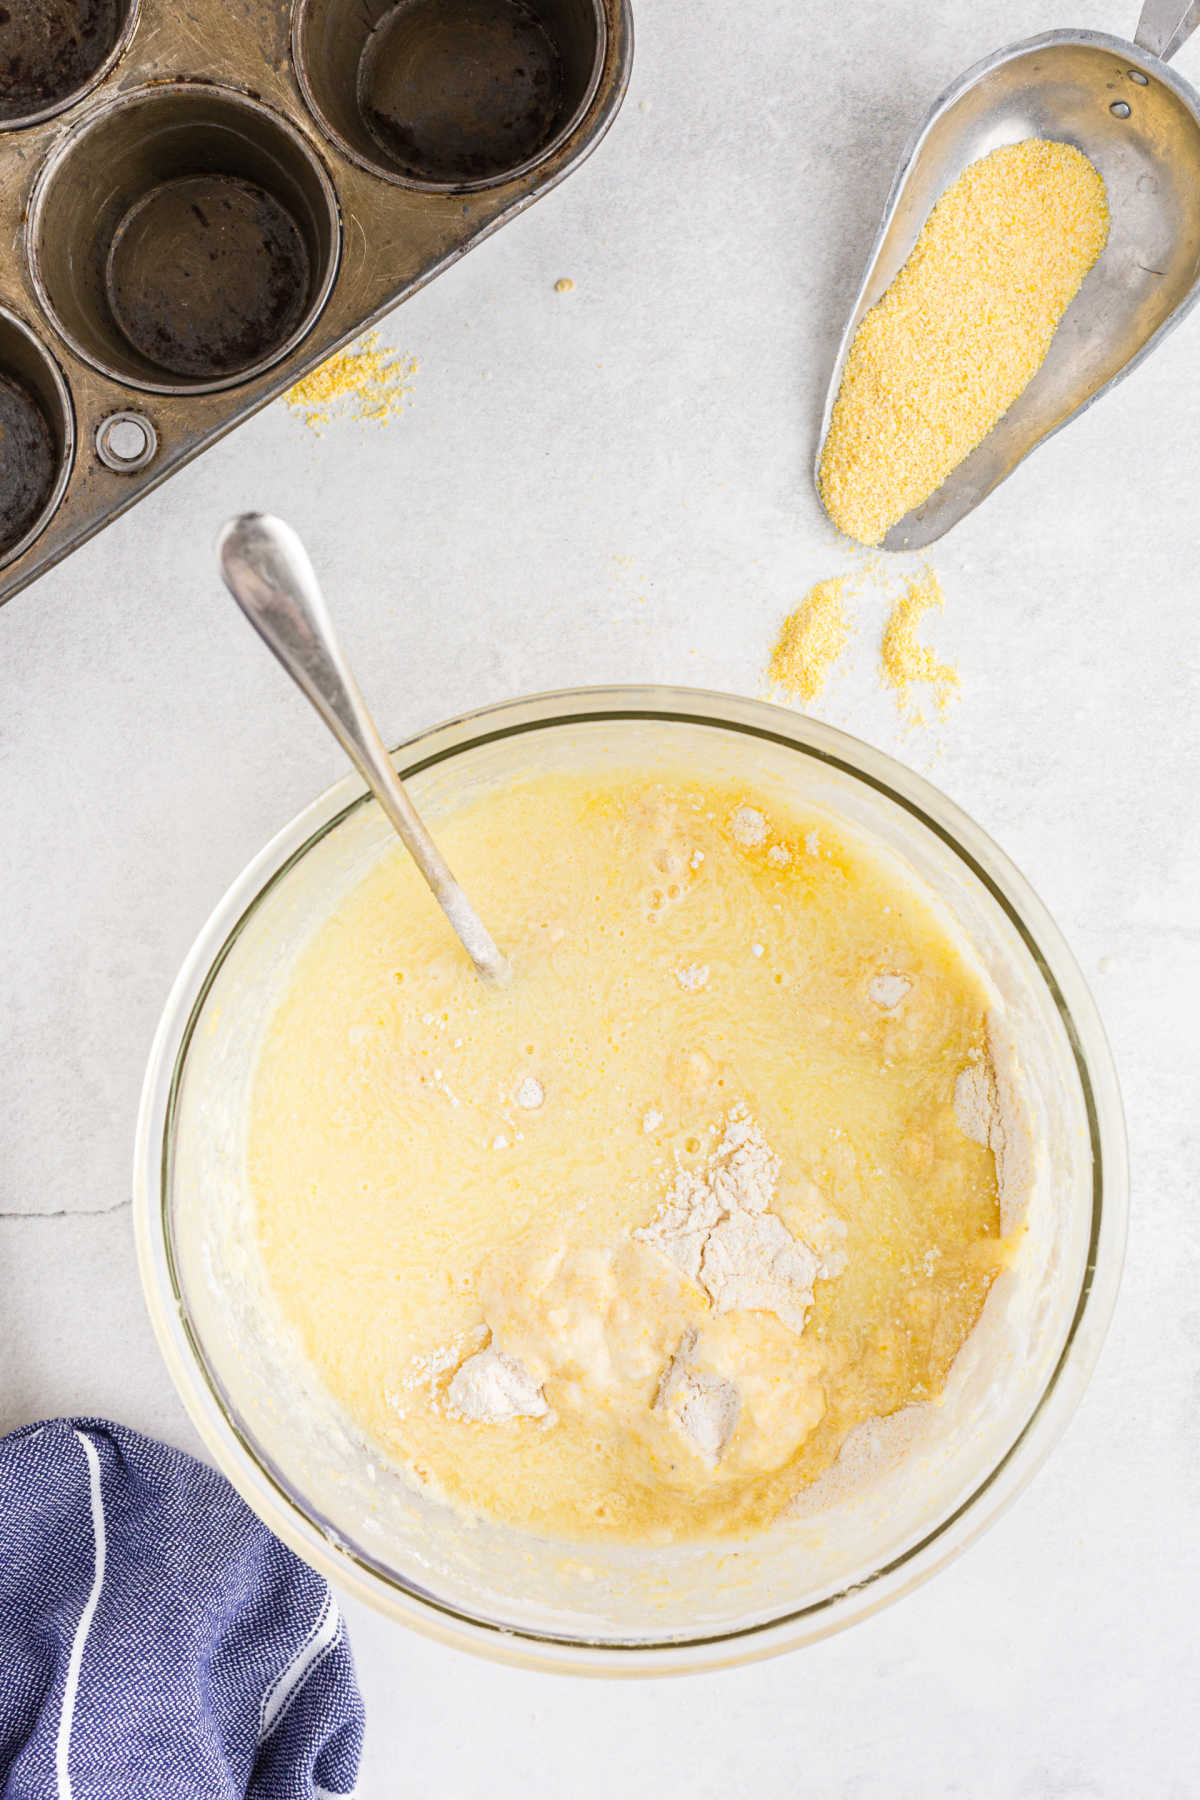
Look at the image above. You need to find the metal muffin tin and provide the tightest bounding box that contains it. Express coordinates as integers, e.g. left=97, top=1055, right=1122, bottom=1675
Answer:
left=0, top=0, right=631, bottom=603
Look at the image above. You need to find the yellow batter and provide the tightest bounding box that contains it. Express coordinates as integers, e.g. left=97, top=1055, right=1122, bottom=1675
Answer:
left=250, top=772, right=1007, bottom=1543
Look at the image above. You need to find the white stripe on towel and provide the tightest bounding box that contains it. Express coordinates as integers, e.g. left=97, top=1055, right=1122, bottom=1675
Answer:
left=314, top=1787, right=357, bottom=1799
left=56, top=1431, right=107, bottom=1800
left=259, top=1590, right=342, bottom=1742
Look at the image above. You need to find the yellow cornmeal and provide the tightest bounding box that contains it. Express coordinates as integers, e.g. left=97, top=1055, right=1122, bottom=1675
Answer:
left=250, top=772, right=1006, bottom=1543
left=768, top=576, right=854, bottom=705
left=820, top=139, right=1109, bottom=546
left=284, top=332, right=417, bottom=432
left=881, top=568, right=960, bottom=722
left=767, top=563, right=959, bottom=728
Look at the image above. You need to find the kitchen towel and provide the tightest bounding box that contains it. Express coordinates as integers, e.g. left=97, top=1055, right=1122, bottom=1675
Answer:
left=0, top=1418, right=364, bottom=1800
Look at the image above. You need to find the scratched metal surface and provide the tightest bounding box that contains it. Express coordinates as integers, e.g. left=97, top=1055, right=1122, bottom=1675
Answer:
left=0, top=0, right=632, bottom=604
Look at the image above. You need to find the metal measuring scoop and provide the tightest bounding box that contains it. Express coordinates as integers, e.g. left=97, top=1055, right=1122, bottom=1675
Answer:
left=816, top=0, right=1200, bottom=550
left=218, top=513, right=511, bottom=987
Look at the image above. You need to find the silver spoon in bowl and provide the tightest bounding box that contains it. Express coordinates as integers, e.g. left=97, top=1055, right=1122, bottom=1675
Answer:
left=218, top=512, right=511, bottom=987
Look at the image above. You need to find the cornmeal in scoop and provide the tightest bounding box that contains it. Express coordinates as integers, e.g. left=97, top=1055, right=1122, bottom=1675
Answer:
left=819, top=138, right=1109, bottom=546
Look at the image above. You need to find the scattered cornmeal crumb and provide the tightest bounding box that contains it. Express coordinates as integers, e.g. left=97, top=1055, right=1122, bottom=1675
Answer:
left=880, top=568, right=960, bottom=722
left=555, top=278, right=575, bottom=293
left=819, top=139, right=1109, bottom=546
left=285, top=332, right=418, bottom=433
left=768, top=576, right=854, bottom=705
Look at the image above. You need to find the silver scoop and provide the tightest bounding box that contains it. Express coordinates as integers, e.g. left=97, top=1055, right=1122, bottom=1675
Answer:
left=815, top=0, right=1200, bottom=550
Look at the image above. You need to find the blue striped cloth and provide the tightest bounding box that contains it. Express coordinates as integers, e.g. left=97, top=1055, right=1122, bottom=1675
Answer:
left=0, top=1419, right=364, bottom=1800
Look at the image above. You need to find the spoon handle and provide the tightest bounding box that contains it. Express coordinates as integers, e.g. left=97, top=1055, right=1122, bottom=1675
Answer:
left=218, top=512, right=510, bottom=987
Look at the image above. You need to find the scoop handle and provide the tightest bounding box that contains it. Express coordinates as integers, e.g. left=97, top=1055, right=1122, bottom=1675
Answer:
left=217, top=512, right=510, bottom=987
left=1134, top=0, right=1200, bottom=59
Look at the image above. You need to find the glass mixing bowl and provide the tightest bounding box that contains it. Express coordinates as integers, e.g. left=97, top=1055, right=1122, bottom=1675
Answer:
left=133, top=687, right=1126, bottom=1675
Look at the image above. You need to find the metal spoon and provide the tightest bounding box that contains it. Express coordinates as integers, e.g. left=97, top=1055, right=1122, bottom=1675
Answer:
left=218, top=512, right=510, bottom=987
left=816, top=0, right=1200, bottom=550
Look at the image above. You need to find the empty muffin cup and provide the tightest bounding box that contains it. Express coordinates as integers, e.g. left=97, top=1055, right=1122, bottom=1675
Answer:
left=26, top=83, right=341, bottom=395
left=0, top=0, right=139, bottom=129
left=0, top=305, right=74, bottom=571
left=293, top=0, right=606, bottom=190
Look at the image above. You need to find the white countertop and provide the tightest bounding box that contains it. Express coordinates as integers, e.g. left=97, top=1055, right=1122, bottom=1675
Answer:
left=3, top=0, right=1198, bottom=1790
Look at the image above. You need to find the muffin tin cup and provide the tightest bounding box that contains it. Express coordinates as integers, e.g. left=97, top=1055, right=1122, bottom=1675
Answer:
left=293, top=0, right=608, bottom=190
left=26, top=83, right=342, bottom=396
left=0, top=304, right=74, bottom=571
left=0, top=0, right=140, bottom=131
left=0, top=0, right=631, bottom=605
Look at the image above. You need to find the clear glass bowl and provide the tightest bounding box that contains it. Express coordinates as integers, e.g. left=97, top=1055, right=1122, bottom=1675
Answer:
left=133, top=687, right=1126, bottom=1675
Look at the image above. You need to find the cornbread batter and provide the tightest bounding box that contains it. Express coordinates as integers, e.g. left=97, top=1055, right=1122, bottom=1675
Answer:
left=250, top=773, right=1009, bottom=1542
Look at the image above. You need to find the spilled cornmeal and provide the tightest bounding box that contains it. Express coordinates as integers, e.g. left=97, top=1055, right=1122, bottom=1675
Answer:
left=250, top=772, right=1014, bottom=1542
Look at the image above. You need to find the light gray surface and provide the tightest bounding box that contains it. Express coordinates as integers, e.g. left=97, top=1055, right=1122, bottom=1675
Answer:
left=1, top=0, right=1197, bottom=1792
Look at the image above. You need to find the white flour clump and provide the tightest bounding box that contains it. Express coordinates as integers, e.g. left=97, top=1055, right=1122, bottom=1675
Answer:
left=655, top=1329, right=739, bottom=1468
left=954, top=1061, right=995, bottom=1147
left=447, top=1346, right=548, bottom=1423
left=635, top=1110, right=823, bottom=1335
left=675, top=963, right=710, bottom=991
left=729, top=805, right=768, bottom=847
left=953, top=1017, right=1033, bottom=1233
left=869, top=973, right=911, bottom=1010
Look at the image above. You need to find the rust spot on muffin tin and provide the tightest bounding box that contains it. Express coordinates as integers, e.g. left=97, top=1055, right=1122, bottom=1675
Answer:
left=0, top=0, right=137, bottom=128
left=107, top=176, right=313, bottom=381
left=28, top=83, right=341, bottom=396
left=0, top=373, right=57, bottom=543
left=0, top=303, right=74, bottom=567
left=360, top=0, right=567, bottom=186
left=0, top=0, right=629, bottom=598
left=293, top=0, right=606, bottom=190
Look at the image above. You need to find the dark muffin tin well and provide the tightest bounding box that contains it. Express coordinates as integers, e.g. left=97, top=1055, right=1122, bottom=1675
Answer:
left=0, top=0, right=631, bottom=603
